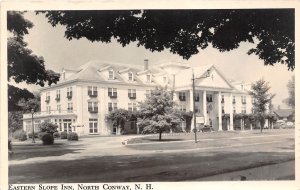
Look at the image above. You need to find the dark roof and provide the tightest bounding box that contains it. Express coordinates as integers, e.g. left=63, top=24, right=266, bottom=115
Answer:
left=273, top=109, right=294, bottom=117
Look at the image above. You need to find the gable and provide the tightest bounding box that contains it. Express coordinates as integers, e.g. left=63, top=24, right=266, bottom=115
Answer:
left=196, top=67, right=232, bottom=89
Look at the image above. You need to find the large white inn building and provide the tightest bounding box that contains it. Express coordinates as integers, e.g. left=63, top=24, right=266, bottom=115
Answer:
left=23, top=60, right=255, bottom=135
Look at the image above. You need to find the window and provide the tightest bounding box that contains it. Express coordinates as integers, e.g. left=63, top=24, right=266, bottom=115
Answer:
left=146, top=90, right=152, bottom=98
left=89, top=118, right=98, bottom=134
left=221, top=95, right=225, bottom=103
left=179, top=92, right=186, bottom=101
left=130, top=120, right=136, bottom=129
left=58, top=119, right=62, bottom=131
left=88, top=86, right=98, bottom=97
left=163, top=76, right=167, bottom=83
left=128, top=89, right=136, bottom=99
left=67, top=103, right=73, bottom=113
left=232, top=96, right=236, bottom=104
left=63, top=119, right=72, bottom=132
left=128, top=103, right=137, bottom=111
left=195, top=106, right=200, bottom=113
left=233, top=106, right=236, bottom=114
left=56, top=90, right=60, bottom=101
left=222, top=105, right=225, bottom=114
left=34, top=120, right=41, bottom=132
left=45, top=92, right=50, bottom=103
left=108, top=70, right=114, bottom=79
left=180, top=105, right=186, bottom=112
left=46, top=106, right=51, bottom=114
left=146, top=74, right=151, bottom=83
left=57, top=105, right=61, bottom=113
left=241, top=96, right=246, bottom=104
left=108, top=102, right=117, bottom=112
left=108, top=88, right=117, bottom=98
left=88, top=102, right=98, bottom=113
left=128, top=72, right=133, bottom=81
left=251, top=108, right=255, bottom=114
left=67, top=87, right=72, bottom=99
left=242, top=106, right=246, bottom=114
left=194, top=93, right=200, bottom=102
left=207, top=94, right=213, bottom=102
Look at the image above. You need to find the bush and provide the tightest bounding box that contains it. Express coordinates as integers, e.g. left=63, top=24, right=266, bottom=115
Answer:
left=38, top=132, right=48, bottom=140
left=67, top=132, right=79, bottom=141
left=12, top=129, right=25, bottom=139
left=41, top=133, right=54, bottom=145
left=18, top=131, right=27, bottom=141
left=61, top=131, right=67, bottom=139
left=39, top=121, right=58, bottom=134
left=28, top=132, right=39, bottom=138
left=53, top=132, right=61, bottom=138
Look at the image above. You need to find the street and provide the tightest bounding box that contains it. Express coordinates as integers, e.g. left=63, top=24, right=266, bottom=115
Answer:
left=9, top=129, right=294, bottom=183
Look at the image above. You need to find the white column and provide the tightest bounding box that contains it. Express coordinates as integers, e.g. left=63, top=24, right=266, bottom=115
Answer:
left=229, top=93, right=234, bottom=130
left=189, top=90, right=194, bottom=132
left=218, top=91, right=223, bottom=131
left=203, top=90, right=207, bottom=125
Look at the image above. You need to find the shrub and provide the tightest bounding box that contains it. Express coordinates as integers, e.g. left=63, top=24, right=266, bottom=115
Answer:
left=38, top=132, right=48, bottom=140
left=18, top=131, right=27, bottom=141
left=53, top=132, right=61, bottom=138
left=60, top=131, right=67, bottom=139
left=39, top=121, right=58, bottom=134
left=12, top=129, right=25, bottom=139
left=41, top=133, right=54, bottom=145
left=28, top=132, right=39, bottom=138
left=67, top=132, right=79, bottom=141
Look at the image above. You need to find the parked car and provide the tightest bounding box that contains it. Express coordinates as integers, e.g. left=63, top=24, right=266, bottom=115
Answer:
left=200, top=125, right=214, bottom=132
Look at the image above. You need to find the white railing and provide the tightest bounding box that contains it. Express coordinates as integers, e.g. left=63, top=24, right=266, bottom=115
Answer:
left=23, top=110, right=76, bottom=119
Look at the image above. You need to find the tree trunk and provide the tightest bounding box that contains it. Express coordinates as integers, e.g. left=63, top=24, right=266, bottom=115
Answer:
left=159, top=131, right=162, bottom=141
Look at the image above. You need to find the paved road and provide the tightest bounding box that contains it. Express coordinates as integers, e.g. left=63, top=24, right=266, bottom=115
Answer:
left=9, top=130, right=295, bottom=183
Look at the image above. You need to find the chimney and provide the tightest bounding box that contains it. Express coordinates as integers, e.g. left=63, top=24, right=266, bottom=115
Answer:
left=144, top=59, right=149, bottom=71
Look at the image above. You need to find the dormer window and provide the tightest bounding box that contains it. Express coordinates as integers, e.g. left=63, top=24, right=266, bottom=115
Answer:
left=146, top=74, right=151, bottom=83
left=128, top=72, right=133, bottom=81
left=108, top=70, right=114, bottom=80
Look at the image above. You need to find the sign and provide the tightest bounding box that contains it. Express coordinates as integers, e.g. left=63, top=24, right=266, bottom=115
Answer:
left=196, top=116, right=204, bottom=124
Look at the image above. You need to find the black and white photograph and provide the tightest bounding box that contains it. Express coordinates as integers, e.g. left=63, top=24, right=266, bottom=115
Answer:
left=1, top=1, right=298, bottom=189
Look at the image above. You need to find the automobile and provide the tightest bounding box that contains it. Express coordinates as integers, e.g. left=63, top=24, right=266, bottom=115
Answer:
left=276, top=120, right=286, bottom=125
left=286, top=121, right=294, bottom=126
left=200, top=125, right=214, bottom=132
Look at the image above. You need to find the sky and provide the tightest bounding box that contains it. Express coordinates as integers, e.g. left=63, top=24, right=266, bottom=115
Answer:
left=17, top=11, right=294, bottom=109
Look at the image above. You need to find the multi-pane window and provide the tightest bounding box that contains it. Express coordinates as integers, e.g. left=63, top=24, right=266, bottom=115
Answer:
left=57, top=105, right=61, bottom=113
left=233, top=106, right=236, bottom=114
left=128, top=72, right=133, bottom=81
left=222, top=105, right=225, bottom=114
left=179, top=105, right=186, bottom=112
left=88, top=102, right=98, bottom=113
left=56, top=90, right=60, bottom=101
left=241, top=96, right=246, bottom=104
left=179, top=92, right=186, bottom=101
left=128, top=103, right=137, bottom=111
left=194, top=93, right=200, bottom=102
left=45, top=92, right=50, bottom=103
left=108, top=70, right=114, bottom=79
left=128, top=89, right=136, bottom=99
left=221, top=95, right=225, bottom=103
left=251, top=97, right=255, bottom=104
left=130, top=120, right=136, bottom=130
left=67, top=87, right=72, bottom=99
left=46, top=106, right=51, bottom=114
left=195, top=106, right=200, bottom=113
left=108, top=88, right=117, bottom=98
left=232, top=96, right=236, bottom=104
left=67, top=103, right=73, bottom=112
left=58, top=119, right=62, bottom=131
left=108, top=102, right=117, bottom=112
left=89, top=118, right=98, bottom=134
left=88, top=86, right=98, bottom=97
left=146, top=90, right=152, bottom=98
left=242, top=106, right=246, bottom=114
left=146, top=74, right=151, bottom=83
left=207, top=94, right=213, bottom=102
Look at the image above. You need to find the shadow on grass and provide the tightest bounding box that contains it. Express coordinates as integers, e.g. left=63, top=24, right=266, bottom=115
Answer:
left=147, top=138, right=184, bottom=142
left=9, top=143, right=85, bottom=161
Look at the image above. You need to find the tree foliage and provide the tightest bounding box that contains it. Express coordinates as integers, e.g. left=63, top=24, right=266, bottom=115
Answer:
left=17, top=92, right=41, bottom=113
left=138, top=86, right=181, bottom=140
left=249, top=79, right=275, bottom=132
left=40, top=9, right=294, bottom=70
left=8, top=84, right=35, bottom=111
left=107, top=109, right=137, bottom=134
left=39, top=121, right=58, bottom=134
left=8, top=111, right=23, bottom=134
left=7, top=11, right=60, bottom=111
left=283, top=75, right=295, bottom=109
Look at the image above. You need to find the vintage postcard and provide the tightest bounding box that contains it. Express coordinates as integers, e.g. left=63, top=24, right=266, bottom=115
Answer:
left=1, top=1, right=299, bottom=190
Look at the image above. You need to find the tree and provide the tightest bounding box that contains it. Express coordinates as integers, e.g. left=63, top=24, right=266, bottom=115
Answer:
left=249, top=79, right=275, bottom=132
left=137, top=86, right=181, bottom=141
left=39, top=9, right=294, bottom=70
left=17, top=92, right=41, bottom=113
left=283, top=75, right=295, bottom=109
left=7, top=11, right=60, bottom=111
left=8, top=84, right=34, bottom=111
left=8, top=111, right=23, bottom=135
left=107, top=109, right=136, bottom=135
